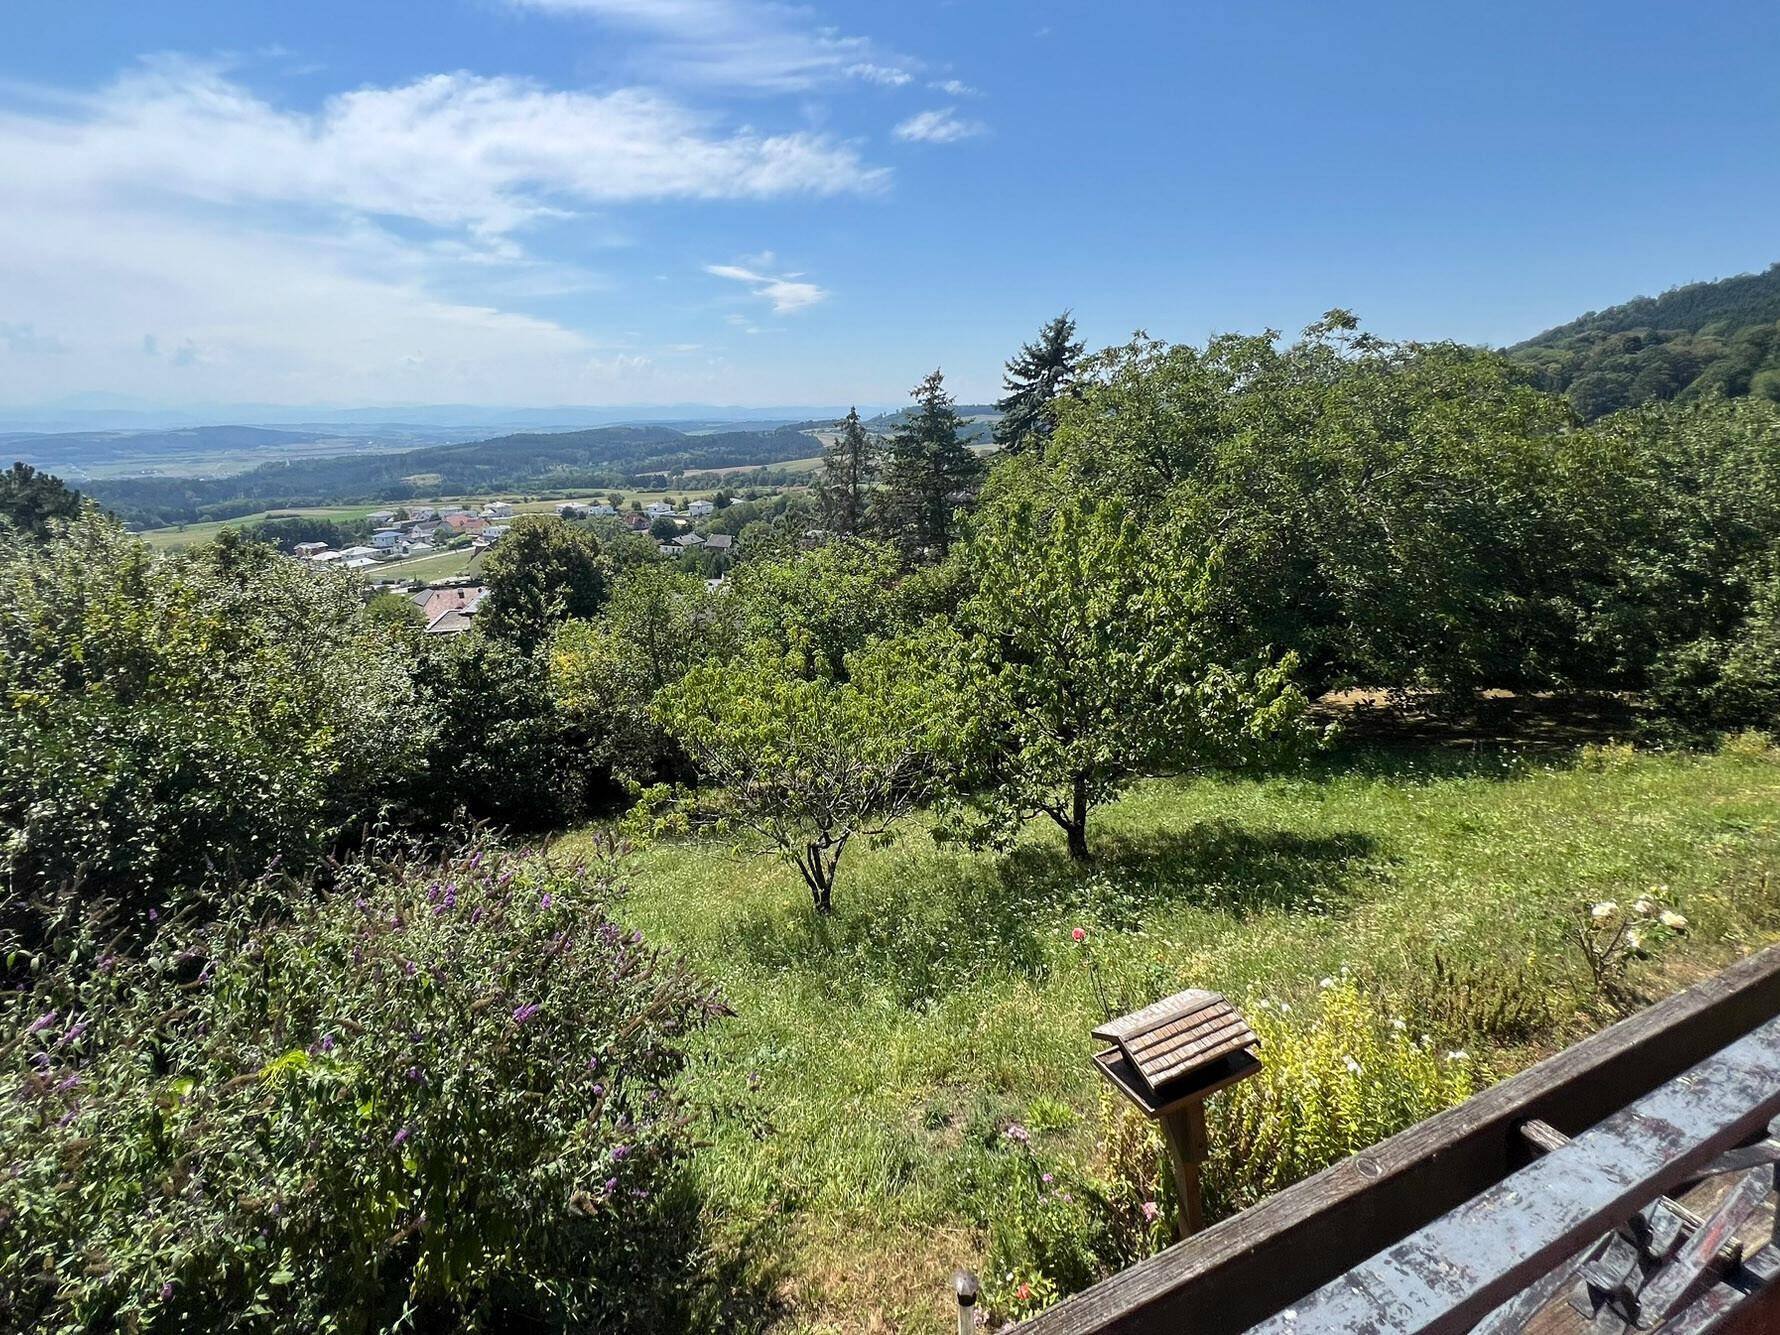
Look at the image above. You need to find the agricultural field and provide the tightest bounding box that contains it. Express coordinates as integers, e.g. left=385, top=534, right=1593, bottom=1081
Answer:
left=558, top=728, right=1780, bottom=1332
left=135, top=504, right=381, bottom=549
left=130, top=483, right=760, bottom=550
left=370, top=545, right=485, bottom=583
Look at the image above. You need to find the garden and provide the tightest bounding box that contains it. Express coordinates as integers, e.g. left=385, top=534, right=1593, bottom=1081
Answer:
left=8, top=316, right=1780, bottom=1331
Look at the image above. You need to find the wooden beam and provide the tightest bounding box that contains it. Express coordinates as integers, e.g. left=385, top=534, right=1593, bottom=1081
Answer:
left=1246, top=1015, right=1780, bottom=1332
left=1020, top=944, right=1780, bottom=1335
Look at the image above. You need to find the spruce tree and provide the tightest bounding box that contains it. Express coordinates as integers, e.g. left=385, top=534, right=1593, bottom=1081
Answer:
left=994, top=311, right=1085, bottom=452
left=883, top=369, right=983, bottom=559
left=819, top=406, right=877, bottom=536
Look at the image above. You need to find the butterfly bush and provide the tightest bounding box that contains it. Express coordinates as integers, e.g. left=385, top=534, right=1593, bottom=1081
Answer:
left=0, top=834, right=727, bottom=1332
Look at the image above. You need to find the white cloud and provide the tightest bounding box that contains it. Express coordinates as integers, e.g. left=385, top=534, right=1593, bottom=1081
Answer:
left=507, top=0, right=916, bottom=92
left=929, top=79, right=979, bottom=97
left=893, top=107, right=986, bottom=145
left=0, top=59, right=887, bottom=404
left=847, top=63, right=914, bottom=87
left=704, top=260, right=827, bottom=313
left=1, top=58, right=886, bottom=239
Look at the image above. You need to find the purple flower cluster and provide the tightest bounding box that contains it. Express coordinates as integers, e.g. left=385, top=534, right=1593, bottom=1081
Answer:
left=512, top=1002, right=541, bottom=1025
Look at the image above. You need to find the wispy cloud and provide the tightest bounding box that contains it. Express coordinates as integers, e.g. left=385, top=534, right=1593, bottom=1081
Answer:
left=704, top=258, right=827, bottom=313
left=0, top=57, right=883, bottom=403
left=893, top=107, right=986, bottom=145
left=929, top=79, right=979, bottom=97
left=1, top=57, right=888, bottom=238
left=507, top=0, right=916, bottom=92
left=847, top=62, right=914, bottom=88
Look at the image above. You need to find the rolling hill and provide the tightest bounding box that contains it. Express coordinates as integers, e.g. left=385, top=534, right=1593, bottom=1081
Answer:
left=85, top=424, right=826, bottom=528
left=1510, top=263, right=1780, bottom=419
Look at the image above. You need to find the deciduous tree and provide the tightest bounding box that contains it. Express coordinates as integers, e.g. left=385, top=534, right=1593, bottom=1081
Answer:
left=479, top=516, right=609, bottom=653
left=649, top=635, right=953, bottom=911
left=940, top=496, right=1317, bottom=861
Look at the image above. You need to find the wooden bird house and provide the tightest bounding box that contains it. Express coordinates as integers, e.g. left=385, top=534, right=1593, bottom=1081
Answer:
left=1092, top=989, right=1262, bottom=1235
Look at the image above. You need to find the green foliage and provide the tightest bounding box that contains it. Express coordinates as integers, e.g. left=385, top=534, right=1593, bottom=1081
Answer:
left=1569, top=397, right=1780, bottom=712
left=1042, top=316, right=1584, bottom=695
left=1510, top=263, right=1780, bottom=419
left=994, top=311, right=1085, bottom=452
left=1203, top=979, right=1488, bottom=1218
left=881, top=369, right=984, bottom=559
left=0, top=838, right=728, bottom=1333
left=547, top=563, right=741, bottom=782
left=243, top=515, right=369, bottom=553
left=980, top=1095, right=1168, bottom=1323
left=410, top=635, right=597, bottom=830
left=649, top=635, right=957, bottom=910
left=478, top=516, right=609, bottom=653
left=0, top=463, right=82, bottom=538
left=939, top=495, right=1319, bottom=859
left=0, top=516, right=419, bottom=926
left=728, top=539, right=906, bottom=680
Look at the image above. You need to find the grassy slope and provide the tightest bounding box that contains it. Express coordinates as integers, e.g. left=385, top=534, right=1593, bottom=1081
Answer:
left=558, top=741, right=1780, bottom=1331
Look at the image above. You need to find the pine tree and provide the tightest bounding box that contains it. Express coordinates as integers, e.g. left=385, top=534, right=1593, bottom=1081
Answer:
left=819, top=406, right=877, bottom=536
left=994, top=311, right=1085, bottom=452
left=883, top=369, right=983, bottom=559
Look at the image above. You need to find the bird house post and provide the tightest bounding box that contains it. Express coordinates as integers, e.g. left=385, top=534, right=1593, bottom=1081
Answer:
left=1091, top=989, right=1262, bottom=1237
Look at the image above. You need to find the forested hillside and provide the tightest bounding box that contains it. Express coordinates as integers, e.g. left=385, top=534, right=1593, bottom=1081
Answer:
left=1511, top=262, right=1780, bottom=419
left=86, top=423, right=823, bottom=526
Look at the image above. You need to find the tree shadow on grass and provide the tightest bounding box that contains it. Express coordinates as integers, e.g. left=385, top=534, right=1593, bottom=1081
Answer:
left=1009, top=822, right=1381, bottom=925
left=1305, top=690, right=1650, bottom=785
left=725, top=823, right=1378, bottom=1008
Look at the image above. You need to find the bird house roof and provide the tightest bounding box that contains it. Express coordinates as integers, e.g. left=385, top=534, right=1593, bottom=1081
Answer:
left=1093, top=989, right=1258, bottom=1102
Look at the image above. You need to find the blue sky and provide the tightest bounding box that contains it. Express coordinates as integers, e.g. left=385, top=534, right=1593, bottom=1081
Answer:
left=2, top=0, right=1776, bottom=409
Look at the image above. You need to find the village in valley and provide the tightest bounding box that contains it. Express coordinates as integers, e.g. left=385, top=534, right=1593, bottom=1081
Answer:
left=284, top=490, right=751, bottom=633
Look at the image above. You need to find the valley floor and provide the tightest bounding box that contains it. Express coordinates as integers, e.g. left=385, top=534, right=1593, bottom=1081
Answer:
left=557, top=730, right=1780, bottom=1332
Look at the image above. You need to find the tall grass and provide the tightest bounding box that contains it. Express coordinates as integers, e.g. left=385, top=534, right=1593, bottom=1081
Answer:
left=556, top=740, right=1780, bottom=1330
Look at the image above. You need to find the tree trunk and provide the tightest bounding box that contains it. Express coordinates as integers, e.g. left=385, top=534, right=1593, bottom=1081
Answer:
left=800, top=844, right=836, bottom=914
left=1065, top=774, right=1090, bottom=862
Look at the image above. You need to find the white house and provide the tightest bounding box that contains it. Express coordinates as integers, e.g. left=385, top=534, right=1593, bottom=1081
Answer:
left=480, top=501, right=514, bottom=519
left=556, top=502, right=587, bottom=519
left=688, top=499, right=715, bottom=518
left=589, top=503, right=617, bottom=517
left=343, top=556, right=378, bottom=570
left=293, top=541, right=330, bottom=558
left=309, top=550, right=344, bottom=565
left=370, top=529, right=404, bottom=551
left=408, top=506, right=438, bottom=522
left=645, top=501, right=674, bottom=517
left=340, top=545, right=379, bottom=559
left=367, top=510, right=396, bottom=525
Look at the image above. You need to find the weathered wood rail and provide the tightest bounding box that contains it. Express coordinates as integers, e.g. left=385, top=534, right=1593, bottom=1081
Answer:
left=1021, top=945, right=1780, bottom=1335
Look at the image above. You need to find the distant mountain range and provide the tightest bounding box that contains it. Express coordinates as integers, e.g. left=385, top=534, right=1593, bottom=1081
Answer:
left=1510, top=263, right=1780, bottom=420
left=83, top=424, right=833, bottom=528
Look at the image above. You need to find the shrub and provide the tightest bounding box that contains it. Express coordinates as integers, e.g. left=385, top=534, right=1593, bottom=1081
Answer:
left=1204, top=979, right=1488, bottom=1217
left=980, top=1096, right=1168, bottom=1324
left=0, top=837, right=728, bottom=1332
left=0, top=516, right=420, bottom=930
left=409, top=635, right=600, bottom=830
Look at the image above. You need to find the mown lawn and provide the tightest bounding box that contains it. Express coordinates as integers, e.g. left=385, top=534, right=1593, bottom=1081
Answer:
left=556, top=736, right=1780, bottom=1331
